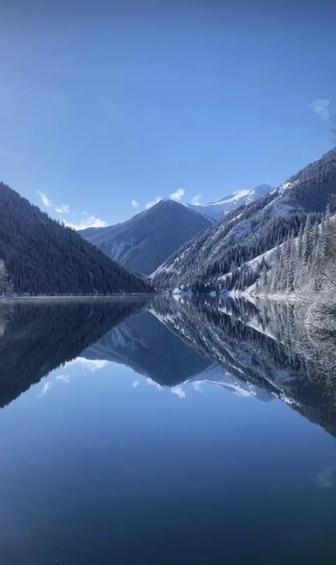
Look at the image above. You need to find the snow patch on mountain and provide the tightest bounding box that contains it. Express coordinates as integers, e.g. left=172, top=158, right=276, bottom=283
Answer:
left=188, top=184, right=274, bottom=221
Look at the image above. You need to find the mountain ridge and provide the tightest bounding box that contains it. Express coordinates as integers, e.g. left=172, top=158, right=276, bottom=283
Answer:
left=188, top=184, right=274, bottom=221
left=0, top=182, right=150, bottom=295
left=153, top=148, right=336, bottom=292
left=80, top=199, right=212, bottom=276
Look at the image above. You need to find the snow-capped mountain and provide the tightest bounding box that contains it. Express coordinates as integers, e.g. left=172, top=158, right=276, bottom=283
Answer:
left=153, top=148, right=336, bottom=292
left=80, top=199, right=211, bottom=276
left=188, top=184, right=274, bottom=221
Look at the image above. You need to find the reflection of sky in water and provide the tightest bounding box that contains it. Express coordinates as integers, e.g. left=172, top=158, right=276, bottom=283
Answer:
left=1, top=300, right=336, bottom=564
left=35, top=356, right=271, bottom=403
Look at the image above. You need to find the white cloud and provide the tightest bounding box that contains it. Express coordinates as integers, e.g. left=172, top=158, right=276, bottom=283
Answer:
left=64, top=215, right=108, bottom=231
left=309, top=98, right=331, bottom=120
left=35, top=190, right=107, bottom=231
left=131, top=199, right=139, bottom=209
left=36, top=191, right=70, bottom=215
left=55, top=204, right=70, bottom=214
left=132, top=379, right=140, bottom=388
left=170, top=188, right=185, bottom=202
left=36, top=190, right=52, bottom=208
left=145, top=196, right=162, bottom=210
left=191, top=194, right=202, bottom=205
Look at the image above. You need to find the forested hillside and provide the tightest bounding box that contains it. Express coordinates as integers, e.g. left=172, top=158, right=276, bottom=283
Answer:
left=0, top=182, right=150, bottom=295
left=243, top=208, right=336, bottom=328
left=153, top=149, right=336, bottom=294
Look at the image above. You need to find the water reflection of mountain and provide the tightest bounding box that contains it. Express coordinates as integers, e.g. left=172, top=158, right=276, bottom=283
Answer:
left=83, top=296, right=336, bottom=436
left=150, top=297, right=336, bottom=437
left=0, top=299, right=146, bottom=407
left=83, top=310, right=210, bottom=386
left=1, top=296, right=336, bottom=437
left=83, top=306, right=271, bottom=399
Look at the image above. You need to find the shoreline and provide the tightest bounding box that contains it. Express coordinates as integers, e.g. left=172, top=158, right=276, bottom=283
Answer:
left=0, top=293, right=156, bottom=303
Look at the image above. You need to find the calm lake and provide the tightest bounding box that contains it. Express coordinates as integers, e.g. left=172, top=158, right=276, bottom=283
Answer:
left=0, top=297, right=336, bottom=564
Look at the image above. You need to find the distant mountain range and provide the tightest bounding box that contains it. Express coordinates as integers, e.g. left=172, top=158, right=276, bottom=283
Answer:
left=83, top=296, right=336, bottom=436
left=0, top=182, right=149, bottom=295
left=153, top=148, right=336, bottom=293
left=1, top=147, right=335, bottom=298
left=79, top=186, right=275, bottom=277
left=80, top=199, right=211, bottom=276
left=2, top=296, right=336, bottom=436
left=188, top=184, right=274, bottom=221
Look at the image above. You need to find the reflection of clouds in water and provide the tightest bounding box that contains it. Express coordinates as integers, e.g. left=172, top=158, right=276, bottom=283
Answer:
left=171, top=386, right=186, bottom=399
left=134, top=377, right=186, bottom=399
left=38, top=382, right=53, bottom=397
left=65, top=357, right=109, bottom=373
left=146, top=378, right=162, bottom=390
left=37, top=373, right=71, bottom=397
left=192, top=382, right=203, bottom=393
left=317, top=467, right=336, bottom=488
left=56, top=374, right=71, bottom=384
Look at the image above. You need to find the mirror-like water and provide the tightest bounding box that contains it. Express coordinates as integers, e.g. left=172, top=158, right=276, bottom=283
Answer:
left=1, top=297, right=336, bottom=564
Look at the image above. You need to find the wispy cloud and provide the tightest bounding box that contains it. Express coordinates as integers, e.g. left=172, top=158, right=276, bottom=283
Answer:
left=143, top=187, right=185, bottom=211
left=36, top=190, right=52, bottom=208
left=64, top=215, right=108, bottom=231
left=36, top=191, right=70, bottom=215
left=35, top=190, right=108, bottom=230
left=145, top=196, right=162, bottom=210
left=55, top=204, right=70, bottom=214
left=191, top=194, right=202, bottom=205
left=308, top=98, right=331, bottom=121
left=131, top=199, right=139, bottom=209
left=170, top=188, right=185, bottom=202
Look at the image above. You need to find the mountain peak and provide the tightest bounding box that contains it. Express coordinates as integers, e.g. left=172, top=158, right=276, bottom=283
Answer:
left=188, top=184, right=274, bottom=221
left=80, top=196, right=211, bottom=276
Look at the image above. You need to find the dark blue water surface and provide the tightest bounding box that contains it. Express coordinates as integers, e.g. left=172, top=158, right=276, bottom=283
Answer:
left=0, top=297, right=336, bottom=565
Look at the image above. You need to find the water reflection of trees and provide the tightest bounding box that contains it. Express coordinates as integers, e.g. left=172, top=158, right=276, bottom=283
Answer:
left=1, top=295, right=336, bottom=437
left=152, top=296, right=336, bottom=436
left=0, top=299, right=146, bottom=407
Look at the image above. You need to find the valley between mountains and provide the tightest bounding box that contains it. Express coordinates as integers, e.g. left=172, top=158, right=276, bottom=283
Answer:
left=1, top=148, right=336, bottom=325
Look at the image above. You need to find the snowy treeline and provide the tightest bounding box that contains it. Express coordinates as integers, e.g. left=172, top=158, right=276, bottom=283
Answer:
left=257, top=208, right=336, bottom=296
left=154, top=148, right=336, bottom=294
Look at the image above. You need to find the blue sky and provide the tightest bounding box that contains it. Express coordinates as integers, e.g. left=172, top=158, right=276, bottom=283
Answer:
left=0, top=0, right=335, bottom=228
